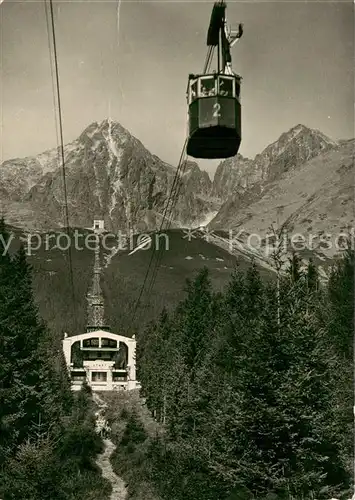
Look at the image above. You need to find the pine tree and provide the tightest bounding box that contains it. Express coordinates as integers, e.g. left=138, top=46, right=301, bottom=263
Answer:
left=136, top=318, right=160, bottom=417
left=177, top=267, right=213, bottom=377
left=324, top=248, right=354, bottom=489
left=0, top=218, right=15, bottom=464
left=156, top=308, right=172, bottom=424
left=168, top=269, right=215, bottom=440
left=0, top=242, right=63, bottom=464
left=9, top=246, right=47, bottom=433
left=1, top=434, right=65, bottom=500
left=0, top=221, right=108, bottom=499
left=327, top=248, right=354, bottom=360
left=286, top=251, right=303, bottom=283
left=225, top=262, right=247, bottom=313
left=306, top=258, right=319, bottom=292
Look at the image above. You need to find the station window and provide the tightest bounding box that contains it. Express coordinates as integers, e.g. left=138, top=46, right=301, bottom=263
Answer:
left=218, top=77, right=234, bottom=97
left=101, top=338, right=117, bottom=348
left=92, top=372, right=107, bottom=382
left=199, top=77, right=216, bottom=97
left=83, top=338, right=99, bottom=348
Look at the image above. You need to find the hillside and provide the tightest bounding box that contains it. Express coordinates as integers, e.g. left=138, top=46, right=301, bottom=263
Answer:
left=211, top=138, right=354, bottom=257
left=211, top=124, right=339, bottom=198
left=4, top=226, right=273, bottom=340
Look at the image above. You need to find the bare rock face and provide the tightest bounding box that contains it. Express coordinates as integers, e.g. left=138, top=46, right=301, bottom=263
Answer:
left=210, top=127, right=353, bottom=258
left=211, top=154, right=256, bottom=199
left=211, top=124, right=339, bottom=203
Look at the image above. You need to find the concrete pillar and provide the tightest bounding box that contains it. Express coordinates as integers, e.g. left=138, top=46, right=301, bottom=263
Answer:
left=107, top=368, right=113, bottom=390
left=62, top=337, right=72, bottom=367
left=127, top=340, right=136, bottom=382
left=86, top=369, right=91, bottom=386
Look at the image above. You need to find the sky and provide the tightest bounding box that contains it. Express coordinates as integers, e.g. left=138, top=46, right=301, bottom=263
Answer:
left=0, top=0, right=354, bottom=176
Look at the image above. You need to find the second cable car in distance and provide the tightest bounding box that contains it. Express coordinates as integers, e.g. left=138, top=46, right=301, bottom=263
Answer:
left=186, top=0, right=243, bottom=159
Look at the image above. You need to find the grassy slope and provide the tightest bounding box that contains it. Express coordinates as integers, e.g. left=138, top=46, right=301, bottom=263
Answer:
left=102, top=229, right=273, bottom=335
left=5, top=226, right=272, bottom=340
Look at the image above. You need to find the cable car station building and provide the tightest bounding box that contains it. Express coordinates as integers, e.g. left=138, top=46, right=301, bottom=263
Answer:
left=62, top=330, right=137, bottom=392
left=62, top=221, right=138, bottom=391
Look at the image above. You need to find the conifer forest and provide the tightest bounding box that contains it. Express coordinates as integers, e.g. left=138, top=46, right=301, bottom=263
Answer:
left=0, top=216, right=353, bottom=499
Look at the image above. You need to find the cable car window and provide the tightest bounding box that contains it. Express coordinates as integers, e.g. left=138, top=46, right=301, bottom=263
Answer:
left=190, top=80, right=198, bottom=102
left=235, top=81, right=241, bottom=99
left=218, top=77, right=233, bottom=97
left=199, top=77, right=216, bottom=97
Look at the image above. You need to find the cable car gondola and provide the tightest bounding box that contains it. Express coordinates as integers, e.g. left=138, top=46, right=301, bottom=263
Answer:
left=186, top=1, right=243, bottom=159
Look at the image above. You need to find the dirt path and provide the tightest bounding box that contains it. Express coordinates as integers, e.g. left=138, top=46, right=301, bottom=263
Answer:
left=93, top=393, right=128, bottom=500
left=96, top=438, right=127, bottom=500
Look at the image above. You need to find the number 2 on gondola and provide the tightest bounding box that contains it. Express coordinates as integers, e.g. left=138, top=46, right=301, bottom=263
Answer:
left=212, top=103, right=221, bottom=118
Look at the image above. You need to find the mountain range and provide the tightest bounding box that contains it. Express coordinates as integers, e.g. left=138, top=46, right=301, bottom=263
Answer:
left=210, top=126, right=354, bottom=259
left=1, top=120, right=353, bottom=259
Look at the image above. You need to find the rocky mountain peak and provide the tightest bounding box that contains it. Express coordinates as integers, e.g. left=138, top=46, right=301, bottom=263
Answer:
left=180, top=160, right=212, bottom=198
left=78, top=119, right=131, bottom=150
left=211, top=154, right=255, bottom=199
left=268, top=123, right=338, bottom=155
left=211, top=124, right=340, bottom=201
left=0, top=120, right=217, bottom=232
left=253, top=123, right=339, bottom=182
left=182, top=159, right=199, bottom=173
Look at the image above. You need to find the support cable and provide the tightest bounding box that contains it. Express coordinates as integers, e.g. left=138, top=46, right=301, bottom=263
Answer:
left=44, top=0, right=78, bottom=331
left=130, top=139, right=188, bottom=324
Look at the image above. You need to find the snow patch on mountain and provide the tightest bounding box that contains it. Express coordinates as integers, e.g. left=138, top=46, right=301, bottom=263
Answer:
left=104, top=244, right=121, bottom=269
left=196, top=210, right=219, bottom=227
left=105, top=119, right=125, bottom=219
left=91, top=160, right=103, bottom=211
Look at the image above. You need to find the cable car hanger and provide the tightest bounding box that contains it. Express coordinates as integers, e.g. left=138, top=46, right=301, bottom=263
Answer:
left=186, top=0, right=244, bottom=159
left=206, top=0, right=243, bottom=75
